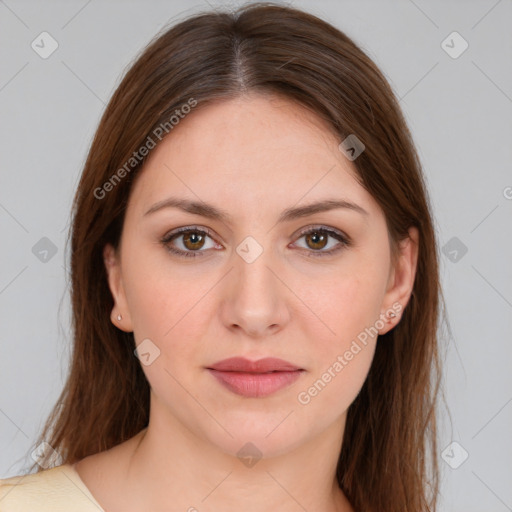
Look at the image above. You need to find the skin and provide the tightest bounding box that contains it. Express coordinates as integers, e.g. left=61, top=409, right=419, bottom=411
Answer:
left=75, top=92, right=418, bottom=512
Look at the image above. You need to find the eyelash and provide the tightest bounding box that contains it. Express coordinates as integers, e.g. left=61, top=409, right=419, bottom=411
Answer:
left=160, top=225, right=351, bottom=259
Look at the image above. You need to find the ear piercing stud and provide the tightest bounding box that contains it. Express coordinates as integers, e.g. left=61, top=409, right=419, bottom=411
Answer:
left=387, top=311, right=396, bottom=319
left=117, top=314, right=122, bottom=321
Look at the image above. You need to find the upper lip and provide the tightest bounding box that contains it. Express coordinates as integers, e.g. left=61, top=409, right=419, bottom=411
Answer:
left=207, top=357, right=303, bottom=373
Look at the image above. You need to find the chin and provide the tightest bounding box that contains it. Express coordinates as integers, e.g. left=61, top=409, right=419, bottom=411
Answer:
left=201, top=408, right=315, bottom=460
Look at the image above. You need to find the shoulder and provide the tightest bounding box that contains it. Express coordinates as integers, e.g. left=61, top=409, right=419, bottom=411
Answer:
left=0, top=464, right=104, bottom=512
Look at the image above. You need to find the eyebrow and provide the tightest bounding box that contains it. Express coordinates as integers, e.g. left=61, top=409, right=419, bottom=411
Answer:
left=144, top=197, right=368, bottom=223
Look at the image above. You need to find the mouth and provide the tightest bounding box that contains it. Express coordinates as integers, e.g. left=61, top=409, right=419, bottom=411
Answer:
left=206, top=357, right=305, bottom=398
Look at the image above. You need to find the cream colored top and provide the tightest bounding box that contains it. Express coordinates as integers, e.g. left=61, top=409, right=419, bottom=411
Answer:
left=0, top=463, right=105, bottom=511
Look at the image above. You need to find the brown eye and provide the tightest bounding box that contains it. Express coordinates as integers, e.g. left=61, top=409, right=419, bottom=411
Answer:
left=161, top=227, right=218, bottom=258
left=182, top=231, right=206, bottom=251
left=304, top=231, right=328, bottom=250
left=293, top=227, right=350, bottom=257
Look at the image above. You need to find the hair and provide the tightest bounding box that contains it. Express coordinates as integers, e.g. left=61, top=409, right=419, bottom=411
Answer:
left=29, top=3, right=443, bottom=511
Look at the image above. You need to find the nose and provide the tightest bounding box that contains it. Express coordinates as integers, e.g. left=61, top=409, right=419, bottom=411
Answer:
left=219, top=241, right=291, bottom=339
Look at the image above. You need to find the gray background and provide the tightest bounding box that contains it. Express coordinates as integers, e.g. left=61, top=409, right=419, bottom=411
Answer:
left=1, top=0, right=511, bottom=510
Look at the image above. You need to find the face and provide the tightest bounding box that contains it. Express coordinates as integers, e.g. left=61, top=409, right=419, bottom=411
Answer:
left=103, top=93, right=418, bottom=458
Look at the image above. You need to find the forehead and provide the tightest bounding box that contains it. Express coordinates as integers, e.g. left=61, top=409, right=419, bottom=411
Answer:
left=127, top=93, right=376, bottom=219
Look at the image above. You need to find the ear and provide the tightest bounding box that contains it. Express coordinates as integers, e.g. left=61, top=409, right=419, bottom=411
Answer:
left=103, top=243, right=134, bottom=332
left=378, top=227, right=419, bottom=335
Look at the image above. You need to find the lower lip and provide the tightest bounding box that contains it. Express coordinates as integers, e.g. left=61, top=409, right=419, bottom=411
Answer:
left=207, top=369, right=303, bottom=398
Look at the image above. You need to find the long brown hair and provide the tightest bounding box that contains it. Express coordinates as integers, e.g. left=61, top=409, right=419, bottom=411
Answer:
left=30, top=3, right=443, bottom=510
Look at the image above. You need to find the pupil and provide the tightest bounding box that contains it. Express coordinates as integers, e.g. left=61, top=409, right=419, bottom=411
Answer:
left=185, top=232, right=203, bottom=249
left=308, top=231, right=326, bottom=249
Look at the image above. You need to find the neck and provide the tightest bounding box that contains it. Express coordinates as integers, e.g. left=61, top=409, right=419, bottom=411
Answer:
left=120, top=407, right=353, bottom=512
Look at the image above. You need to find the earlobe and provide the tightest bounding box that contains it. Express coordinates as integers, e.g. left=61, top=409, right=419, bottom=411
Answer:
left=378, top=227, right=419, bottom=335
left=103, top=243, right=134, bottom=332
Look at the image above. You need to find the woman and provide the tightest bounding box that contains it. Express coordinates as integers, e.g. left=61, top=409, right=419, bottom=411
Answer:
left=0, top=3, right=442, bottom=511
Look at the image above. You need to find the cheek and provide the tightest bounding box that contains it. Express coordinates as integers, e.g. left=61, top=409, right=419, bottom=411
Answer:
left=294, top=262, right=387, bottom=411
left=122, top=245, right=202, bottom=336
left=296, top=338, right=376, bottom=425
left=309, top=266, right=387, bottom=351
left=122, top=262, right=211, bottom=403
left=122, top=253, right=217, bottom=378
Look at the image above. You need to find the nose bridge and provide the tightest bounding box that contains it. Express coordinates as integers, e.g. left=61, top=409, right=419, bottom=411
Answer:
left=235, top=233, right=278, bottom=304
left=222, top=233, right=289, bottom=336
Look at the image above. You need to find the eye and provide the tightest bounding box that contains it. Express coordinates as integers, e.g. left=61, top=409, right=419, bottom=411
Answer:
left=292, top=226, right=350, bottom=257
left=160, top=227, right=219, bottom=258
left=160, top=225, right=351, bottom=259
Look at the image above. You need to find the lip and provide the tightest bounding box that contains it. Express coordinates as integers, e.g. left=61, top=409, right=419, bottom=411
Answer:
left=206, top=357, right=304, bottom=398
left=208, top=357, right=302, bottom=373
